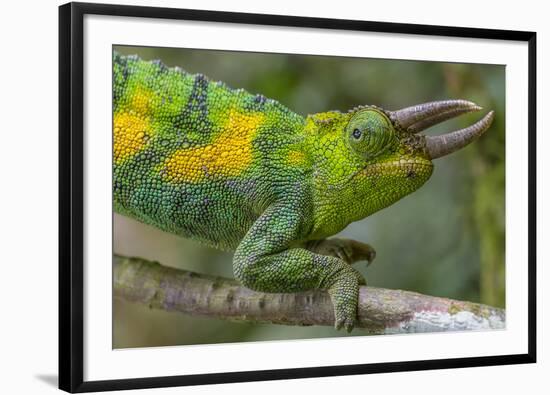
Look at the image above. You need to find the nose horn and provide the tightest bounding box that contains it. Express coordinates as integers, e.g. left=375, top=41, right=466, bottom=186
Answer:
left=388, top=99, right=495, bottom=159
left=425, top=111, right=495, bottom=159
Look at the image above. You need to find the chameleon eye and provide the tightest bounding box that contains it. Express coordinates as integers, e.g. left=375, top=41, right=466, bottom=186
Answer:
left=347, top=109, right=395, bottom=158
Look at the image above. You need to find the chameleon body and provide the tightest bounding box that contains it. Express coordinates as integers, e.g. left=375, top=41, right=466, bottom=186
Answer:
left=113, top=52, right=493, bottom=331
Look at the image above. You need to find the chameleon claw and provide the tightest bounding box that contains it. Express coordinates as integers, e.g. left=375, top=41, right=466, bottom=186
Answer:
left=307, top=238, right=376, bottom=266
left=335, top=316, right=356, bottom=332
left=328, top=269, right=361, bottom=333
left=362, top=245, right=376, bottom=267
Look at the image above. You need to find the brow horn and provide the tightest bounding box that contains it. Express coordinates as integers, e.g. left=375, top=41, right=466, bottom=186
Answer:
left=388, top=100, right=494, bottom=159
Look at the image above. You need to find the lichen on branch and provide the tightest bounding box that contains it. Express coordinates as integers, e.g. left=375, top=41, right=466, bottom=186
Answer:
left=114, top=254, right=505, bottom=334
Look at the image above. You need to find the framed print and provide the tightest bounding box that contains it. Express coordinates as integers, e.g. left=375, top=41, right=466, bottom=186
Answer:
left=59, top=2, right=536, bottom=392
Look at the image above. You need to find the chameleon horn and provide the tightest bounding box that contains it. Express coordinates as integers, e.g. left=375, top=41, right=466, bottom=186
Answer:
left=425, top=111, right=495, bottom=159
left=390, top=99, right=482, bottom=133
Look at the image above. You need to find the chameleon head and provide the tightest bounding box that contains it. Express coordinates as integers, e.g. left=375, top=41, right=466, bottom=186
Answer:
left=310, top=100, right=494, bottom=227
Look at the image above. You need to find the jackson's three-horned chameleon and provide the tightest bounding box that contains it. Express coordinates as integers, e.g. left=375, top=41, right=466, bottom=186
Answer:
left=113, top=52, right=494, bottom=331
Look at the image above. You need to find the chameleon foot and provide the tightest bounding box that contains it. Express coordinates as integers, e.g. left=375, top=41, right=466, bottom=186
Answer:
left=327, top=271, right=361, bottom=332
left=306, top=238, right=376, bottom=266
left=320, top=261, right=363, bottom=332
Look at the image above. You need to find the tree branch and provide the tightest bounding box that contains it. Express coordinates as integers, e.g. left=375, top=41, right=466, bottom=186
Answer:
left=114, top=254, right=505, bottom=334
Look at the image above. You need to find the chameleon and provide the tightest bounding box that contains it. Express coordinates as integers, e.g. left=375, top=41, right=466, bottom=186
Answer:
left=113, top=52, right=494, bottom=331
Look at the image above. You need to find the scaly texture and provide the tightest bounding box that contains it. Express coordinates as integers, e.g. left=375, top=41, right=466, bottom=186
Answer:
left=113, top=52, right=460, bottom=331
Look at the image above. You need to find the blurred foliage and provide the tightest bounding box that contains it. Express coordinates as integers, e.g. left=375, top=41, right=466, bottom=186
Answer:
left=113, top=45, right=505, bottom=348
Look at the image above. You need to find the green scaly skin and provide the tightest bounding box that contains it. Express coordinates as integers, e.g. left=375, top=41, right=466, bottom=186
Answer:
left=113, top=52, right=434, bottom=331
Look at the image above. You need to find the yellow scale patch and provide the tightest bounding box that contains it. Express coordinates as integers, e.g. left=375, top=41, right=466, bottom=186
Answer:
left=113, top=86, right=155, bottom=164
left=163, top=110, right=264, bottom=183
left=113, top=112, right=150, bottom=163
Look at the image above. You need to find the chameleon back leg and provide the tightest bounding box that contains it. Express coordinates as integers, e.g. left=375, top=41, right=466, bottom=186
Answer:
left=305, top=238, right=376, bottom=266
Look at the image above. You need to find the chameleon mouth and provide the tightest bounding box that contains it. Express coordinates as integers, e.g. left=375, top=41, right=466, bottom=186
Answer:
left=345, top=158, right=433, bottom=188
left=387, top=100, right=495, bottom=159
left=360, top=159, right=433, bottom=180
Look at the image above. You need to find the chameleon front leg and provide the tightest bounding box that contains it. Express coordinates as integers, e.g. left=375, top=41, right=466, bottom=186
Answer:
left=233, top=202, right=365, bottom=332
left=305, top=238, right=376, bottom=266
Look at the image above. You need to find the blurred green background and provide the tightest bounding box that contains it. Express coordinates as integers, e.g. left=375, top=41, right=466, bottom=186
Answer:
left=113, top=45, right=505, bottom=348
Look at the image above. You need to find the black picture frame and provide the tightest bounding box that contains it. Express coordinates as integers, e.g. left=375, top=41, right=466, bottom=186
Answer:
left=59, top=2, right=537, bottom=392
